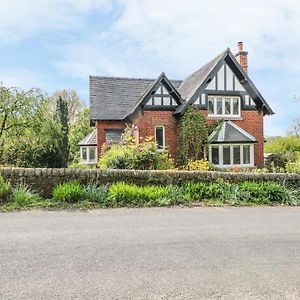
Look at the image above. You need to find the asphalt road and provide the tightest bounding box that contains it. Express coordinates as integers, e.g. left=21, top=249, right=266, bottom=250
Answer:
left=0, top=207, right=299, bottom=300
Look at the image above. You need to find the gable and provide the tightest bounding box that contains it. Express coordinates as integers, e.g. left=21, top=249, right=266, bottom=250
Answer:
left=175, top=49, right=274, bottom=116
left=145, top=82, right=178, bottom=107
left=194, top=61, right=256, bottom=108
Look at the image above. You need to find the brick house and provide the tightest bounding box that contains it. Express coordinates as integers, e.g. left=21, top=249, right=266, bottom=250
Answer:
left=79, top=42, right=274, bottom=168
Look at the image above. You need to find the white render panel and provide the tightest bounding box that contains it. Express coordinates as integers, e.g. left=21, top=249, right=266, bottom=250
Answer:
left=194, top=97, right=200, bottom=105
left=206, top=76, right=216, bottom=90
left=226, top=64, right=234, bottom=91
left=217, top=65, right=225, bottom=90
left=201, top=94, right=206, bottom=105
left=234, top=77, right=245, bottom=91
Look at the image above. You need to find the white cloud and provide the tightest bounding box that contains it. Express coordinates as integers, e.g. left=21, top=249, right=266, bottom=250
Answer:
left=0, top=0, right=112, bottom=43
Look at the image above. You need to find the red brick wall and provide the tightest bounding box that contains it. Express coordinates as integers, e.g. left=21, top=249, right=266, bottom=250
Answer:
left=96, top=109, right=265, bottom=166
left=134, top=111, right=179, bottom=158
left=96, top=120, right=126, bottom=159
left=204, top=110, right=265, bottom=166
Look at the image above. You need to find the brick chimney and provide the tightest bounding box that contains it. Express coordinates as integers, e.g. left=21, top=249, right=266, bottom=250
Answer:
left=235, top=41, right=248, bottom=73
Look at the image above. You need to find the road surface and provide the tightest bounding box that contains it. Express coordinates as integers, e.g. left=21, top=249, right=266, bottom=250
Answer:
left=0, top=207, right=299, bottom=299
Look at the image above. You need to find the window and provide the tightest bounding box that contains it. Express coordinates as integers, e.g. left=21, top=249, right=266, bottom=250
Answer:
left=155, top=126, right=165, bottom=150
left=105, top=129, right=123, bottom=143
left=89, top=147, right=96, bottom=161
left=207, top=96, right=241, bottom=117
left=211, top=146, right=219, bottom=165
left=80, top=146, right=97, bottom=164
left=209, top=144, right=254, bottom=167
left=82, top=147, right=87, bottom=161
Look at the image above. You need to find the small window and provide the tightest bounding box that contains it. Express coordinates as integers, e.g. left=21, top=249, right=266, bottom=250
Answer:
left=232, top=98, right=239, bottom=115
left=223, top=146, right=231, bottom=165
left=211, top=147, right=219, bottom=165
left=243, top=145, right=251, bottom=164
left=105, top=129, right=122, bottom=143
left=89, top=147, right=96, bottom=161
left=155, top=126, right=165, bottom=150
left=208, top=98, right=214, bottom=114
left=233, top=146, right=241, bottom=164
left=82, top=147, right=87, bottom=161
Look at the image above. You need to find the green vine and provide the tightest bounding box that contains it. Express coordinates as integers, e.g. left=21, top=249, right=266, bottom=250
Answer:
left=178, top=107, right=209, bottom=165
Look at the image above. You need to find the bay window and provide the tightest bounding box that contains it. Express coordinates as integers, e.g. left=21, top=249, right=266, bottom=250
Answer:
left=208, top=96, right=241, bottom=117
left=209, top=144, right=254, bottom=167
left=80, top=146, right=97, bottom=164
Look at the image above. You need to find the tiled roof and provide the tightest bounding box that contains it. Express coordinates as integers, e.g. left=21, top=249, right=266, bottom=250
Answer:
left=78, top=129, right=97, bottom=146
left=208, top=121, right=256, bottom=144
left=178, top=50, right=226, bottom=100
left=90, top=76, right=182, bottom=120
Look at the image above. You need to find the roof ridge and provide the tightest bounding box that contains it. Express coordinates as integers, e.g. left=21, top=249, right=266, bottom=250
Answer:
left=90, top=75, right=182, bottom=82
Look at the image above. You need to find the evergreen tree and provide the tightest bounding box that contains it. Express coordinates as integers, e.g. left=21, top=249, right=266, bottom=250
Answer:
left=55, top=96, right=69, bottom=167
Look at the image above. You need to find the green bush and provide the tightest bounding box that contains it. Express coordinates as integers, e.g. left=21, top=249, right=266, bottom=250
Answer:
left=239, top=181, right=288, bottom=204
left=52, top=180, right=85, bottom=203
left=83, top=184, right=108, bottom=204
left=0, top=176, right=11, bottom=202
left=99, top=137, right=174, bottom=170
left=68, top=163, right=96, bottom=169
left=9, top=184, right=41, bottom=206
left=108, top=182, right=182, bottom=207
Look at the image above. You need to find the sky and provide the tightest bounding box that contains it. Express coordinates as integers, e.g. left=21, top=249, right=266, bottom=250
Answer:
left=0, top=0, right=299, bottom=136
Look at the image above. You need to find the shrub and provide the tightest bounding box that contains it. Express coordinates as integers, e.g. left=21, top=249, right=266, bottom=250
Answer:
left=68, top=163, right=96, bottom=169
left=239, top=181, right=288, bottom=204
left=99, top=144, right=134, bottom=169
left=83, top=184, right=108, bottom=204
left=286, top=160, right=300, bottom=174
left=9, top=184, right=41, bottom=206
left=0, top=176, right=11, bottom=202
left=52, top=181, right=85, bottom=203
left=184, top=159, right=212, bottom=171
left=108, top=182, right=182, bottom=207
left=99, top=137, right=174, bottom=170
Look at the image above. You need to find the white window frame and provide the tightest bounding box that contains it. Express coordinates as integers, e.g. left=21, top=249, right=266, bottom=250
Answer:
left=208, top=96, right=241, bottom=118
left=155, top=126, right=165, bottom=152
left=80, top=146, right=98, bottom=164
left=208, top=144, right=254, bottom=168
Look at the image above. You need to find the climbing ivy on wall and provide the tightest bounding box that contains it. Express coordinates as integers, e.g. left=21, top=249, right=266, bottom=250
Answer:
left=178, top=107, right=209, bottom=165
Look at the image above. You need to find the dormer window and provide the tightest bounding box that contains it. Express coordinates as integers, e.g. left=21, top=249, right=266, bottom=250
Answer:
left=208, top=96, right=240, bottom=118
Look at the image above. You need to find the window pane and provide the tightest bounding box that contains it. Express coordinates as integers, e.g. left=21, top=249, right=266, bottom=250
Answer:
left=233, top=146, right=240, bottom=164
left=154, top=96, right=162, bottom=105
left=105, top=130, right=122, bottom=143
left=89, top=147, right=96, bottom=161
left=211, top=147, right=219, bottom=164
left=243, top=145, right=250, bottom=164
left=155, top=127, right=164, bottom=149
left=232, top=98, right=239, bottom=115
left=216, top=98, right=223, bottom=115
left=223, top=146, right=231, bottom=165
left=82, top=148, right=87, bottom=160
left=225, top=98, right=231, bottom=115
left=208, top=99, right=214, bottom=114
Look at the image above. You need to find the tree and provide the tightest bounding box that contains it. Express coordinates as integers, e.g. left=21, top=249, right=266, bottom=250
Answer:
left=50, top=89, right=82, bottom=123
left=69, top=108, right=92, bottom=163
left=55, top=96, right=69, bottom=167
left=178, top=107, right=209, bottom=165
left=289, top=118, right=300, bottom=137
left=0, top=86, right=45, bottom=160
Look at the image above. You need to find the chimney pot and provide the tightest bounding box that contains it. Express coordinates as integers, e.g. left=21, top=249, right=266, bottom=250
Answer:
left=235, top=41, right=248, bottom=73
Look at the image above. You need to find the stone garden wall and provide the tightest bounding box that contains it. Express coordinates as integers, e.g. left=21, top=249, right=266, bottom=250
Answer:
left=0, top=167, right=299, bottom=197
